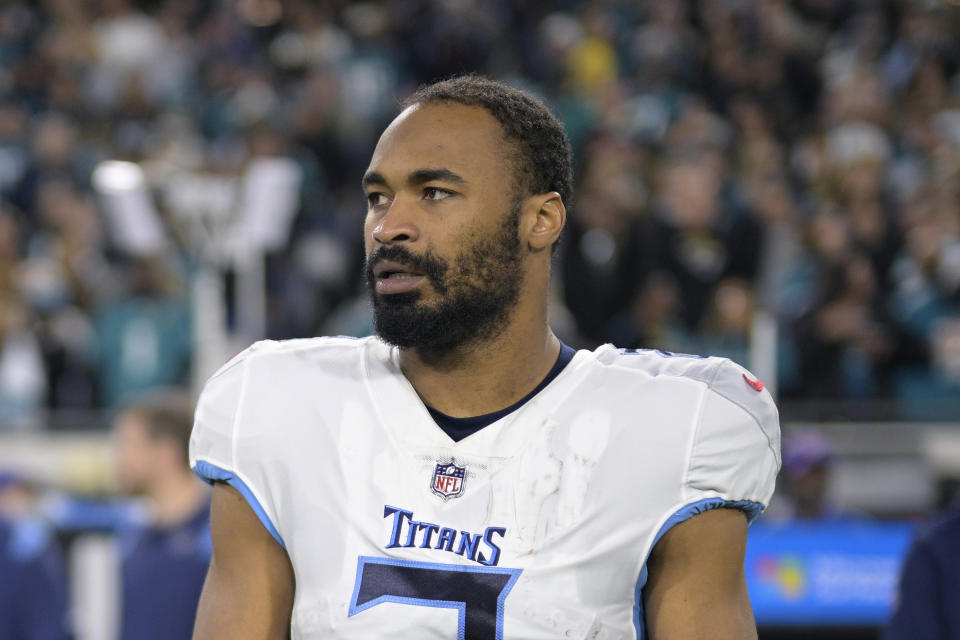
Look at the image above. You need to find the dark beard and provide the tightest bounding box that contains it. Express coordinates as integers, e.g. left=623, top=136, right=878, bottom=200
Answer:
left=365, top=206, right=523, bottom=353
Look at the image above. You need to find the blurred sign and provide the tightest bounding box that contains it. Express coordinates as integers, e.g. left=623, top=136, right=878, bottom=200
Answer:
left=92, top=161, right=168, bottom=257
left=746, top=520, right=914, bottom=626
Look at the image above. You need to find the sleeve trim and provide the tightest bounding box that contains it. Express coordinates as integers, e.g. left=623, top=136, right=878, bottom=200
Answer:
left=192, top=460, right=286, bottom=549
left=632, top=497, right=764, bottom=638
left=654, top=498, right=765, bottom=550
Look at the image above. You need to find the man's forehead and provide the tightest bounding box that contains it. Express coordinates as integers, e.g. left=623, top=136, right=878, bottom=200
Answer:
left=367, top=102, right=508, bottom=175
left=387, top=101, right=501, bottom=136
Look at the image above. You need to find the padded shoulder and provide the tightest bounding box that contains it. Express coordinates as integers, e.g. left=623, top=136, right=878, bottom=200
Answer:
left=596, top=345, right=780, bottom=465
left=596, top=345, right=782, bottom=514
left=189, top=336, right=373, bottom=471
left=596, top=345, right=722, bottom=379
left=217, top=335, right=369, bottom=370
left=188, top=337, right=373, bottom=548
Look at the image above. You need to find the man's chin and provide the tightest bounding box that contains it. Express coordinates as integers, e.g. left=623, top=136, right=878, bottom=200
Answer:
left=373, top=316, right=433, bottom=349
left=372, top=308, right=458, bottom=351
left=373, top=290, right=422, bottom=307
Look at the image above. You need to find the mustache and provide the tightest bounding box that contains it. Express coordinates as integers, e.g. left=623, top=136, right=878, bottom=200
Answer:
left=364, top=245, right=448, bottom=292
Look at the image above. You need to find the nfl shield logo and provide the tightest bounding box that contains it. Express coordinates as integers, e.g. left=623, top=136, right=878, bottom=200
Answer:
left=431, top=462, right=466, bottom=500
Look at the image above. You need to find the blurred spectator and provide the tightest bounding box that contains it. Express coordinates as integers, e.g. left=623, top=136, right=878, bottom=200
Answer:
left=561, top=130, right=647, bottom=342
left=0, top=297, right=46, bottom=429
left=0, top=472, right=72, bottom=640
left=96, top=257, right=190, bottom=408
left=0, top=0, right=955, bottom=422
left=113, top=390, right=210, bottom=640
left=635, top=142, right=762, bottom=335
left=884, top=497, right=960, bottom=640
left=696, top=277, right=755, bottom=363
left=792, top=251, right=918, bottom=401
left=765, top=429, right=862, bottom=522
left=604, top=270, right=687, bottom=351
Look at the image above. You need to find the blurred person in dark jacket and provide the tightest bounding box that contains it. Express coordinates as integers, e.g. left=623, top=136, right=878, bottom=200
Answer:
left=884, top=497, right=960, bottom=640
left=0, top=471, right=71, bottom=640
left=113, top=390, right=210, bottom=640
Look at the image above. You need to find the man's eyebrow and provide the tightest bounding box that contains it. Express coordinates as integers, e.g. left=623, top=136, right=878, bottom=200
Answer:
left=407, top=168, right=467, bottom=186
left=363, top=168, right=467, bottom=191
left=362, top=171, right=388, bottom=190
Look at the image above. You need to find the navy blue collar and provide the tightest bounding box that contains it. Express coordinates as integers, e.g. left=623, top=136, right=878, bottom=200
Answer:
left=427, top=342, right=576, bottom=442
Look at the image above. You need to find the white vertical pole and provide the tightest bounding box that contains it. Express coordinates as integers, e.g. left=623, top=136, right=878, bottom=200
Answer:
left=191, top=264, right=232, bottom=395
left=234, top=246, right=267, bottom=346
left=750, top=310, right=778, bottom=400
left=70, top=534, right=120, bottom=640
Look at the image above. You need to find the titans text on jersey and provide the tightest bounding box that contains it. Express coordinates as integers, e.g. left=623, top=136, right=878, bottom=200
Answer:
left=383, top=505, right=505, bottom=567
left=190, top=336, right=780, bottom=639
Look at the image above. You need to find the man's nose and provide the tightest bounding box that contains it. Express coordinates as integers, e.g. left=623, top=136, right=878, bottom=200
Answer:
left=372, top=195, right=420, bottom=244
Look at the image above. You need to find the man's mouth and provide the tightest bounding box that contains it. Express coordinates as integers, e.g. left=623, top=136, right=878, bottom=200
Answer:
left=373, top=259, right=427, bottom=294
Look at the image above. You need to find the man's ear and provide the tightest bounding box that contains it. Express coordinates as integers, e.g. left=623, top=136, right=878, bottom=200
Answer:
left=525, top=192, right=566, bottom=252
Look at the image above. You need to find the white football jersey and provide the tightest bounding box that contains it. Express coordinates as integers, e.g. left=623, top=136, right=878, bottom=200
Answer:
left=190, top=336, right=780, bottom=639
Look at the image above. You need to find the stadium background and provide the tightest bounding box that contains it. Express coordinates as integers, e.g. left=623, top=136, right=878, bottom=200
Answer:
left=0, top=0, right=958, bottom=638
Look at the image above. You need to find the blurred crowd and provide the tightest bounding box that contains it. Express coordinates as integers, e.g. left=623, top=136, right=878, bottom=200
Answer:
left=0, top=0, right=959, bottom=428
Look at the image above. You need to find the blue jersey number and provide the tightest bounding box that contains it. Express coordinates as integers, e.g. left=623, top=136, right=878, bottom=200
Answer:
left=349, top=556, right=522, bottom=640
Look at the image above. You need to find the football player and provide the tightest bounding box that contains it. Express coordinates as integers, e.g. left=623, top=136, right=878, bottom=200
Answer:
left=190, top=75, right=780, bottom=639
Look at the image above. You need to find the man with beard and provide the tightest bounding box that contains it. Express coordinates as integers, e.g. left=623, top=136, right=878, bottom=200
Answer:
left=189, top=75, right=780, bottom=639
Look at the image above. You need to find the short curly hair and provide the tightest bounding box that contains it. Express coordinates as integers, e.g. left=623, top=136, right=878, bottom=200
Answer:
left=400, top=75, right=574, bottom=208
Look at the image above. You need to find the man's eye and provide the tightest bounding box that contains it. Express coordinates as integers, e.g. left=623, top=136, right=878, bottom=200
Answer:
left=423, top=187, right=453, bottom=201
left=367, top=193, right=389, bottom=208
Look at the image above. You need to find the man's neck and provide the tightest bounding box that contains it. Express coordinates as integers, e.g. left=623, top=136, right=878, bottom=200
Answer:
left=398, top=320, right=561, bottom=418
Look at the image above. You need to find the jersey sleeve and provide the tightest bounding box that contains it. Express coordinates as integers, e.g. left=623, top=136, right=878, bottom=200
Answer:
left=189, top=344, right=286, bottom=548
left=682, top=359, right=781, bottom=522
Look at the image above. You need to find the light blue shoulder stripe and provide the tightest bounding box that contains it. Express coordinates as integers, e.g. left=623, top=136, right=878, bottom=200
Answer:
left=632, top=497, right=764, bottom=639
left=192, top=460, right=286, bottom=549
